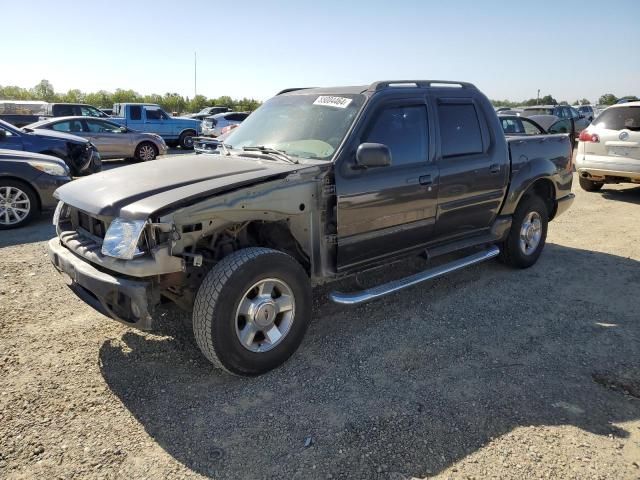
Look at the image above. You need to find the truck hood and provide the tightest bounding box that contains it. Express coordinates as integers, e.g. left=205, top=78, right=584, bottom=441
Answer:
left=54, top=154, right=304, bottom=219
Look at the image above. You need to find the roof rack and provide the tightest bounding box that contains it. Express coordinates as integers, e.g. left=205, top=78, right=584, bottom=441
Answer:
left=367, top=80, right=477, bottom=92
left=276, top=87, right=314, bottom=96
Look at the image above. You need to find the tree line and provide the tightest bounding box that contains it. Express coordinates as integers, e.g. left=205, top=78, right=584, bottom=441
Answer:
left=0, top=80, right=262, bottom=114
left=1, top=80, right=637, bottom=112
left=491, top=93, right=638, bottom=108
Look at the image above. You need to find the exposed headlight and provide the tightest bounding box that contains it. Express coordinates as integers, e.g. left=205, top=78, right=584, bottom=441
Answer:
left=101, top=218, right=146, bottom=260
left=28, top=161, right=69, bottom=177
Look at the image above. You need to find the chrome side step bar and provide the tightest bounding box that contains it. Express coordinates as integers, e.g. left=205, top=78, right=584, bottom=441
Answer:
left=329, top=245, right=500, bottom=305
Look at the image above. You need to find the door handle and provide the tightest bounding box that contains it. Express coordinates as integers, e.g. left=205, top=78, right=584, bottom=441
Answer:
left=419, top=175, right=432, bottom=186
left=489, top=164, right=501, bottom=174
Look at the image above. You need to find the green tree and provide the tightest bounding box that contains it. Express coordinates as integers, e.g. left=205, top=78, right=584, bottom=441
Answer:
left=598, top=93, right=618, bottom=105
left=62, top=89, right=85, bottom=103
left=31, top=79, right=56, bottom=101
left=579, top=98, right=590, bottom=105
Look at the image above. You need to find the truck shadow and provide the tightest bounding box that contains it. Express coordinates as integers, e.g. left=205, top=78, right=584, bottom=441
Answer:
left=599, top=185, right=640, bottom=205
left=99, top=244, right=640, bottom=479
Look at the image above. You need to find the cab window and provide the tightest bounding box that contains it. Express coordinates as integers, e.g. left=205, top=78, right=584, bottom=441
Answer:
left=363, top=105, right=428, bottom=166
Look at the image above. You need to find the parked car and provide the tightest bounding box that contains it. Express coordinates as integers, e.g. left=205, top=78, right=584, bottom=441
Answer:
left=615, top=97, right=639, bottom=104
left=26, top=117, right=168, bottom=161
left=202, top=112, right=250, bottom=137
left=0, top=119, right=100, bottom=176
left=575, top=101, right=640, bottom=191
left=521, top=105, right=589, bottom=142
left=0, top=100, right=48, bottom=127
left=576, top=105, right=596, bottom=122
left=110, top=103, right=201, bottom=149
left=187, top=106, right=232, bottom=120
left=40, top=103, right=109, bottom=119
left=498, top=115, right=548, bottom=135
left=0, top=149, right=71, bottom=229
left=47, top=79, right=574, bottom=376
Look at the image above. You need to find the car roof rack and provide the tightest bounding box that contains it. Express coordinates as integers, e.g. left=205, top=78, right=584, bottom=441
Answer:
left=276, top=87, right=314, bottom=95
left=366, top=80, right=477, bottom=92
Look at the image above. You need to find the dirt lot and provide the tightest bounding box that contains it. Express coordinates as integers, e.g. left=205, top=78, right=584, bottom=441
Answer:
left=1, top=173, right=639, bottom=480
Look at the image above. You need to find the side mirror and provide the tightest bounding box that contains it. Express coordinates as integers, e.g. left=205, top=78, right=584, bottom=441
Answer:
left=578, top=114, right=585, bottom=119
left=356, top=143, right=392, bottom=168
left=119, top=126, right=128, bottom=133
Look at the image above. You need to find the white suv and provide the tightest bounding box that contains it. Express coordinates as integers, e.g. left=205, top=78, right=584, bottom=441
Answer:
left=575, top=102, right=640, bottom=191
left=201, top=112, right=250, bottom=137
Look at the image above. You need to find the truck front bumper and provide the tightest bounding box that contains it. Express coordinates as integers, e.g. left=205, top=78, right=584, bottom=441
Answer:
left=47, top=238, right=158, bottom=330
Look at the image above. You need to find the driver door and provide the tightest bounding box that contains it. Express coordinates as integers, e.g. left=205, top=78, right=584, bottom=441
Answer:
left=335, top=97, right=439, bottom=271
left=83, top=119, right=133, bottom=159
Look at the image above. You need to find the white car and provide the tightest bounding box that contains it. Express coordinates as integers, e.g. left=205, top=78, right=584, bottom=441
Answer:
left=201, top=112, right=249, bottom=137
left=575, top=101, right=640, bottom=191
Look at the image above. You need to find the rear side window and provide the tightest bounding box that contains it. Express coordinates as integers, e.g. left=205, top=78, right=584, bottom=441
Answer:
left=501, top=118, right=524, bottom=134
left=130, top=106, right=142, bottom=121
left=364, top=105, right=428, bottom=166
left=594, top=107, right=640, bottom=131
left=438, top=103, right=483, bottom=157
left=51, top=120, right=84, bottom=132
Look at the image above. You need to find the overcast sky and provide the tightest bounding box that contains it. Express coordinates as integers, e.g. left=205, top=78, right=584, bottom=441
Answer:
left=2, top=0, right=638, bottom=102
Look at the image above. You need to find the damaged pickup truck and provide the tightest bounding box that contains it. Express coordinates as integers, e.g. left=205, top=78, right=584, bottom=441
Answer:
left=48, top=80, right=574, bottom=376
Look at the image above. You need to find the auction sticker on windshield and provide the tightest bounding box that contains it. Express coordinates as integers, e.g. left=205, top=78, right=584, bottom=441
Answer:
left=313, top=96, right=353, bottom=109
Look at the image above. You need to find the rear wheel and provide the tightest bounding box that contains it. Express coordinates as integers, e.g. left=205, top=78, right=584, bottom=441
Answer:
left=193, top=247, right=312, bottom=376
left=0, top=180, right=38, bottom=230
left=135, top=142, right=158, bottom=161
left=500, top=194, right=548, bottom=269
left=179, top=130, right=196, bottom=150
left=579, top=176, right=604, bottom=192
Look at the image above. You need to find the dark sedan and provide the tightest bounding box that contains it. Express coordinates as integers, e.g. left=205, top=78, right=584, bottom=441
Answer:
left=0, top=119, right=101, bottom=176
left=0, top=149, right=71, bottom=229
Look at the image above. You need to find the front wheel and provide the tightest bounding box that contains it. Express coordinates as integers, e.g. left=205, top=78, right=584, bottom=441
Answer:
left=135, top=142, right=158, bottom=161
left=579, top=176, right=604, bottom=192
left=193, top=247, right=312, bottom=376
left=0, top=180, right=38, bottom=230
left=179, top=130, right=196, bottom=150
left=500, top=195, right=548, bottom=269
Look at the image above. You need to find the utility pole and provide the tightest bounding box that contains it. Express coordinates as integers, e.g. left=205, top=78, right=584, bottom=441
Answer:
left=194, top=51, right=197, bottom=98
left=536, top=89, right=540, bottom=105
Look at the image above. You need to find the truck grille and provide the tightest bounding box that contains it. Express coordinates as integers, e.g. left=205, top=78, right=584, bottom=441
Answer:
left=77, top=211, right=107, bottom=239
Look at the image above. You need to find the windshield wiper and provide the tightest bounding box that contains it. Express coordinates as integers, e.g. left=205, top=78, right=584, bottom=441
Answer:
left=242, top=146, right=299, bottom=164
left=219, top=142, right=231, bottom=156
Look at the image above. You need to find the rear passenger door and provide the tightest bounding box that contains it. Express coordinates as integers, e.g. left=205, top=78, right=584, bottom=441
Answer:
left=434, top=98, right=509, bottom=239
left=335, top=96, right=439, bottom=270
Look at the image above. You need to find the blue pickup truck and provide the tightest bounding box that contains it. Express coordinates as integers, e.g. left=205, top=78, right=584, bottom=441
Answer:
left=111, top=103, right=201, bottom=149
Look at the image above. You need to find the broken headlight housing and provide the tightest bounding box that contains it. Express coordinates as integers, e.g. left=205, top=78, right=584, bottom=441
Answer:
left=101, top=218, right=146, bottom=260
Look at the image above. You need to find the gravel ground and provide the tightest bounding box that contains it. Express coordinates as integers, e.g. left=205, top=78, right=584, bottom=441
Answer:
left=1, top=173, right=639, bottom=479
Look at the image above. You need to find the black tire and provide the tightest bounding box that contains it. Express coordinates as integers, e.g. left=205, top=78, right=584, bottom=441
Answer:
left=0, top=179, right=38, bottom=230
left=579, top=176, right=604, bottom=192
left=178, top=130, right=196, bottom=150
left=134, top=141, right=158, bottom=161
left=499, top=194, right=548, bottom=269
left=193, top=247, right=312, bottom=376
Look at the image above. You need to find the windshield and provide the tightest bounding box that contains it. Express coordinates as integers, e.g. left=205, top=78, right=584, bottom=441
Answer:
left=224, top=93, right=365, bottom=160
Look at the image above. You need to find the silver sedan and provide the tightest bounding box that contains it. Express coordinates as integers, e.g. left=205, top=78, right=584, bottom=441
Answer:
left=25, top=116, right=168, bottom=161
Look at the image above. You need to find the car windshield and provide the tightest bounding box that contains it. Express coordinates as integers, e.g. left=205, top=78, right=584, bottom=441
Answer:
left=224, top=93, right=365, bottom=160
left=593, top=106, right=640, bottom=131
